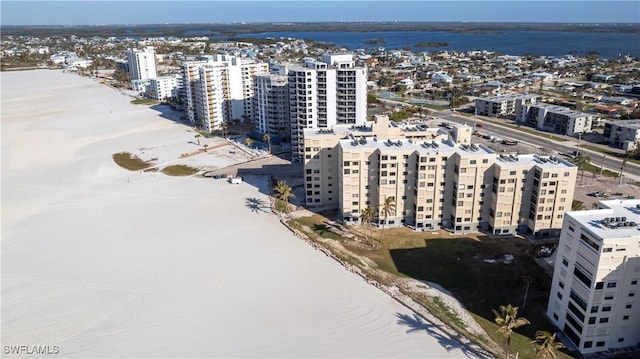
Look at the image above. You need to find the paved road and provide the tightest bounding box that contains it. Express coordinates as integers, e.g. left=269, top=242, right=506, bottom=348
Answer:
left=435, top=110, right=640, bottom=181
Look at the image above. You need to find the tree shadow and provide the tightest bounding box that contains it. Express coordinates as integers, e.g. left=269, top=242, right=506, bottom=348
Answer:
left=395, top=312, right=492, bottom=359
left=245, top=197, right=269, bottom=214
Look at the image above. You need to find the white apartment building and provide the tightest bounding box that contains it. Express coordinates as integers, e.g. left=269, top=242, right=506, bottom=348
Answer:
left=289, top=53, right=368, bottom=162
left=546, top=199, right=640, bottom=355
left=304, top=115, right=577, bottom=236
left=603, top=120, right=640, bottom=151
left=518, top=103, right=595, bottom=136
left=475, top=94, right=538, bottom=117
left=181, top=55, right=268, bottom=132
left=255, top=74, right=290, bottom=140
left=147, top=76, right=179, bottom=101
left=127, top=47, right=158, bottom=93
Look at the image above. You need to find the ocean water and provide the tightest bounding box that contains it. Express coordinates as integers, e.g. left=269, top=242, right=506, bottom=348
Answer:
left=236, top=30, right=640, bottom=59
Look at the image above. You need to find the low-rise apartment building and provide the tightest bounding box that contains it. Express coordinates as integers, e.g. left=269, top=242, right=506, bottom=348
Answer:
left=546, top=199, right=640, bottom=355
left=518, top=103, right=595, bottom=136
left=475, top=94, right=538, bottom=117
left=304, top=115, right=577, bottom=236
left=603, top=120, right=640, bottom=151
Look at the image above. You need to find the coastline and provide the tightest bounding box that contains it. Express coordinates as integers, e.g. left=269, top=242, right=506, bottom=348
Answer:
left=1, top=69, right=485, bottom=358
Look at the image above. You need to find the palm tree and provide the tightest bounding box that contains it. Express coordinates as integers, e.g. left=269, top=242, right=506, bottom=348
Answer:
left=245, top=137, right=253, bottom=148
left=360, top=206, right=376, bottom=247
left=273, top=180, right=295, bottom=215
left=203, top=144, right=209, bottom=152
left=263, top=133, right=272, bottom=153
left=195, top=134, right=201, bottom=145
left=220, top=122, right=229, bottom=139
left=493, top=304, right=530, bottom=359
left=378, top=196, right=396, bottom=245
left=530, top=331, right=565, bottom=359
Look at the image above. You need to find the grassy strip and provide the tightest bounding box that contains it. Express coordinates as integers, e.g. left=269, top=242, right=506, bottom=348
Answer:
left=130, top=98, right=156, bottom=105
left=581, top=144, right=640, bottom=165
left=292, top=215, right=346, bottom=241
left=480, top=118, right=568, bottom=142
left=112, top=152, right=155, bottom=171
left=161, top=165, right=199, bottom=176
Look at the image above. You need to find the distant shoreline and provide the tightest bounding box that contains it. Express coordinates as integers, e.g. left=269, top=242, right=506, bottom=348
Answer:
left=3, top=21, right=640, bottom=37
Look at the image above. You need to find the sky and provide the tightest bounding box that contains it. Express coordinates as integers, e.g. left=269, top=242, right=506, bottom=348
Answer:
left=1, top=1, right=639, bottom=26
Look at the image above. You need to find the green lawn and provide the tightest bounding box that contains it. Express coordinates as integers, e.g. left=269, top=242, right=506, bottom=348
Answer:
left=112, top=152, right=155, bottom=171
left=130, top=98, right=156, bottom=105
left=161, top=165, right=199, bottom=176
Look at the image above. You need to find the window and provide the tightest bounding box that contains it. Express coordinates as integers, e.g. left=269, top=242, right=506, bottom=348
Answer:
left=632, top=280, right=638, bottom=285
left=623, top=315, right=629, bottom=320
left=591, top=306, right=598, bottom=313
left=556, top=292, right=563, bottom=299
left=607, top=282, right=617, bottom=289
left=596, top=341, right=605, bottom=347
left=596, top=282, right=604, bottom=290
left=618, top=338, right=624, bottom=343
left=626, top=304, right=632, bottom=309
left=604, top=295, right=614, bottom=300
left=630, top=292, right=636, bottom=297
left=599, top=318, right=608, bottom=323
left=584, top=341, right=593, bottom=349
left=602, top=306, right=611, bottom=312
left=588, top=317, right=596, bottom=324
left=603, top=248, right=612, bottom=253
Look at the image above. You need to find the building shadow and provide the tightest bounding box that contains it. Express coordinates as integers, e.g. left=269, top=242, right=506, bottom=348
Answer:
left=395, top=312, right=492, bottom=359
left=150, top=104, right=188, bottom=124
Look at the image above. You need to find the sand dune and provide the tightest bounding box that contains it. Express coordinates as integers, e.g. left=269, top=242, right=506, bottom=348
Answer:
left=2, top=70, right=483, bottom=358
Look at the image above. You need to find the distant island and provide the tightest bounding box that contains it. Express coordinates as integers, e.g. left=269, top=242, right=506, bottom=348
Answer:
left=415, top=41, right=448, bottom=48
left=364, top=37, right=386, bottom=45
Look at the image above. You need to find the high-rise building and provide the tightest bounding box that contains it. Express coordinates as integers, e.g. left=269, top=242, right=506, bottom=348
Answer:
left=546, top=199, right=640, bottom=355
left=126, top=47, right=158, bottom=92
left=255, top=74, right=290, bottom=140
left=181, top=55, right=268, bottom=132
left=289, top=54, right=367, bottom=162
left=303, top=115, right=577, bottom=236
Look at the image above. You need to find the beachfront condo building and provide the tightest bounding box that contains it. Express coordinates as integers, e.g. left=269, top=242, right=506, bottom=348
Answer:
left=546, top=199, right=640, bottom=355
left=475, top=94, right=538, bottom=117
left=147, top=76, right=179, bottom=101
left=127, top=47, right=158, bottom=93
left=304, top=115, right=577, bottom=237
left=181, top=55, right=268, bottom=132
left=517, top=103, right=595, bottom=136
left=289, top=53, right=368, bottom=162
left=254, top=74, right=290, bottom=140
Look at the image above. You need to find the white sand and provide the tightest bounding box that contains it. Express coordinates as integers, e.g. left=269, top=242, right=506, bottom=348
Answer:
left=2, top=70, right=482, bottom=358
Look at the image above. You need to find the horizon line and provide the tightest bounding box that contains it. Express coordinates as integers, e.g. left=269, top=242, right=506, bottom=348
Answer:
left=3, top=21, right=640, bottom=27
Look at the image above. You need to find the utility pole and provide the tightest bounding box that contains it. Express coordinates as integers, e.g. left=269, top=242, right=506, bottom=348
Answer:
left=576, top=132, right=582, bottom=156
left=599, top=154, right=606, bottom=176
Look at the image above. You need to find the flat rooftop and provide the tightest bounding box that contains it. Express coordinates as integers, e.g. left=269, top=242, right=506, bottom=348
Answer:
left=495, top=154, right=576, bottom=169
left=340, top=137, right=458, bottom=155
left=567, top=199, right=640, bottom=240
left=610, top=120, right=640, bottom=129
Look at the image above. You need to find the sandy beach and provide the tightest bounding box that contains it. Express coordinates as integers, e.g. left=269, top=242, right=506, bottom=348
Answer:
left=1, top=70, right=481, bottom=358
